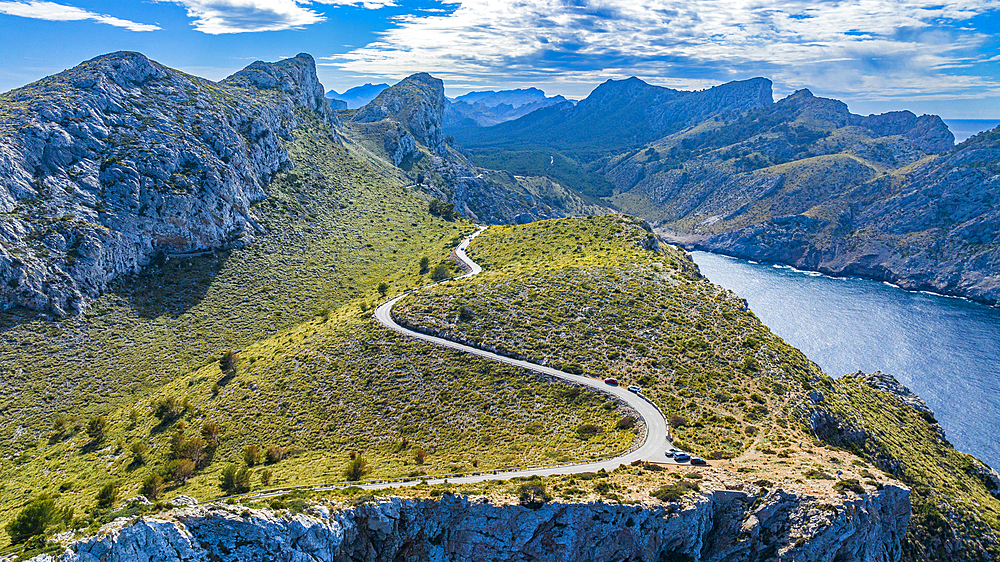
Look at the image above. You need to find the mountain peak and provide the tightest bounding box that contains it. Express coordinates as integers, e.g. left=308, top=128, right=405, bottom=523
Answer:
left=352, top=72, right=446, bottom=151
left=222, top=53, right=328, bottom=115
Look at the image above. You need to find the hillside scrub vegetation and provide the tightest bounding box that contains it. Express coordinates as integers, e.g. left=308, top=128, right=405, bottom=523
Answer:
left=0, top=126, right=634, bottom=546
left=394, top=214, right=1000, bottom=560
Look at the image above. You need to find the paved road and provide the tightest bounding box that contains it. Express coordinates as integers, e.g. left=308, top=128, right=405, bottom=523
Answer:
left=364, top=226, right=675, bottom=489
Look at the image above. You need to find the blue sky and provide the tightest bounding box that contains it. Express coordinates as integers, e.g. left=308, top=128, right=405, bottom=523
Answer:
left=1, top=0, right=998, bottom=118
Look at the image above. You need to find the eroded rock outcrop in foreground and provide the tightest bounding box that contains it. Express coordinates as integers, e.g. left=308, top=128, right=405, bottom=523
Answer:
left=32, top=486, right=909, bottom=562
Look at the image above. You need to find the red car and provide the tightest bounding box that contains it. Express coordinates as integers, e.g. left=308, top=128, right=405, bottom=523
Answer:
left=604, top=377, right=618, bottom=385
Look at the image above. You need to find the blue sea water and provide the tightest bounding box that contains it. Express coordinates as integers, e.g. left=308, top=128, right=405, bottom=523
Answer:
left=944, top=119, right=1000, bottom=143
left=691, top=251, right=1000, bottom=468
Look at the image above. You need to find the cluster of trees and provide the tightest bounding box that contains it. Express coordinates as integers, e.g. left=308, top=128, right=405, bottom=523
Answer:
left=428, top=198, right=459, bottom=221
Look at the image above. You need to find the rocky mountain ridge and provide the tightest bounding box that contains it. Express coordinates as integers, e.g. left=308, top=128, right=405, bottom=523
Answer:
left=0, top=51, right=332, bottom=315
left=26, top=486, right=910, bottom=562
left=341, top=72, right=609, bottom=224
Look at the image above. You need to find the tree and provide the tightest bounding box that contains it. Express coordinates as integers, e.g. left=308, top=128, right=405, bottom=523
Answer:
left=4, top=495, right=72, bottom=545
left=95, top=482, right=119, bottom=510
left=428, top=199, right=458, bottom=220
left=235, top=467, right=253, bottom=493
left=140, top=473, right=165, bottom=501
left=244, top=444, right=262, bottom=467
left=168, top=459, right=196, bottom=483
left=178, top=437, right=207, bottom=466
left=219, top=465, right=238, bottom=494
left=220, top=350, right=238, bottom=379
left=343, top=455, right=370, bottom=481
left=377, top=282, right=389, bottom=297
left=201, top=421, right=222, bottom=446
left=86, top=416, right=107, bottom=443
left=418, top=256, right=430, bottom=275
left=413, top=448, right=428, bottom=465
left=154, top=396, right=184, bottom=423
left=260, top=469, right=274, bottom=486
left=220, top=465, right=253, bottom=495
left=431, top=263, right=452, bottom=281
left=265, top=446, right=286, bottom=464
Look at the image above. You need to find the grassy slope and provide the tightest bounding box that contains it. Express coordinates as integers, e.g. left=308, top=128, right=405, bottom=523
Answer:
left=395, top=215, right=826, bottom=459
left=0, top=124, right=631, bottom=546
left=820, top=377, right=1000, bottom=561
left=394, top=215, right=1000, bottom=561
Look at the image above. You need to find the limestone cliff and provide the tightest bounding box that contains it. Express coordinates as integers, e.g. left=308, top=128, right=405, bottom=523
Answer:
left=342, top=73, right=608, bottom=224
left=0, top=52, right=332, bottom=315
left=30, top=487, right=909, bottom=562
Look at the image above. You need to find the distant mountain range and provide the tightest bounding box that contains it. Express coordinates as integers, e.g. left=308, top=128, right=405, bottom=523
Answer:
left=445, top=87, right=569, bottom=127
left=2, top=52, right=998, bottom=313
left=325, top=82, right=389, bottom=109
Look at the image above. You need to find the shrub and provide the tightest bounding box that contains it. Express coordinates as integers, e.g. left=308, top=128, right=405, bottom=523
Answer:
left=178, top=437, right=207, bottom=465
left=86, top=416, right=107, bottom=443
left=220, top=350, right=238, bottom=378
left=201, top=421, right=222, bottom=446
left=651, top=480, right=700, bottom=503
left=413, top=448, right=428, bottom=464
left=95, top=482, right=118, bottom=510
left=265, top=446, right=286, bottom=464
left=377, top=282, right=389, bottom=297
left=220, top=465, right=253, bottom=495
left=834, top=479, right=865, bottom=495
left=261, top=469, right=274, bottom=486
left=804, top=469, right=835, bottom=480
left=130, top=442, right=150, bottom=465
left=244, top=444, right=262, bottom=467
left=457, top=306, right=475, bottom=321
left=430, top=263, right=451, bottom=281
left=560, top=362, right=584, bottom=375
left=616, top=416, right=637, bottom=430
left=4, top=495, right=72, bottom=545
left=669, top=415, right=688, bottom=428
left=575, top=423, right=602, bottom=439
left=141, top=473, right=165, bottom=500
left=344, top=455, right=370, bottom=481
left=517, top=484, right=550, bottom=509
left=418, top=257, right=430, bottom=275
left=154, top=397, right=185, bottom=423
left=168, top=459, right=196, bottom=483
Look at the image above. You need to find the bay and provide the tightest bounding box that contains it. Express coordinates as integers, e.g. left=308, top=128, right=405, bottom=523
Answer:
left=691, top=251, right=1000, bottom=468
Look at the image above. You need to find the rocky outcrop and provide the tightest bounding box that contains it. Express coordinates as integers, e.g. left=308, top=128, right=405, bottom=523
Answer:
left=32, top=488, right=909, bottom=562
left=352, top=73, right=446, bottom=155
left=0, top=51, right=332, bottom=315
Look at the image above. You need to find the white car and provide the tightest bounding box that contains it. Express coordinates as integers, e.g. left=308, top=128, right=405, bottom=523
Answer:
left=626, top=385, right=641, bottom=393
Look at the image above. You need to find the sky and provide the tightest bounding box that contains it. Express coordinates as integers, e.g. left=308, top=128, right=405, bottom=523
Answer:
left=0, top=0, right=999, bottom=118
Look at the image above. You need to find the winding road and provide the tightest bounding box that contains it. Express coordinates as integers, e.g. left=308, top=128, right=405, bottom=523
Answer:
left=361, top=226, right=674, bottom=490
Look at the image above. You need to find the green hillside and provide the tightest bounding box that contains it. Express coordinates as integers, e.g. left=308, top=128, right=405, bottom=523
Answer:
left=0, top=124, right=632, bottom=548
left=394, top=215, right=1000, bottom=561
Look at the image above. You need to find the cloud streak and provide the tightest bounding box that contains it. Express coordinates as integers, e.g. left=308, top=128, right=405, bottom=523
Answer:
left=162, top=0, right=324, bottom=34
left=162, top=0, right=396, bottom=34
left=0, top=0, right=160, bottom=31
left=323, top=0, right=1000, bottom=99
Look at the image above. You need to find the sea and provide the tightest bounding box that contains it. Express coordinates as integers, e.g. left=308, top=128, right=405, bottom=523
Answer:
left=944, top=119, right=1000, bottom=143
left=692, top=251, right=1000, bottom=469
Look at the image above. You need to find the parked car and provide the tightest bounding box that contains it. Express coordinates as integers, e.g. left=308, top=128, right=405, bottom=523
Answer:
left=626, top=385, right=641, bottom=393
left=690, top=457, right=707, bottom=466
left=673, top=453, right=691, bottom=462
left=665, top=451, right=675, bottom=458
left=604, top=377, right=618, bottom=385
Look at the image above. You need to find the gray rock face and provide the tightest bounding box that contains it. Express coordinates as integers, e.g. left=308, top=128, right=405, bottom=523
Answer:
left=0, top=51, right=331, bottom=315
left=352, top=73, right=446, bottom=155
left=34, top=488, right=909, bottom=562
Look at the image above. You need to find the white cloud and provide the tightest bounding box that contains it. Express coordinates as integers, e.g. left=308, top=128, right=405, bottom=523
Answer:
left=161, top=0, right=396, bottom=34
left=162, top=0, right=324, bottom=34
left=322, top=0, right=1000, bottom=99
left=314, top=0, right=397, bottom=8
left=0, top=0, right=160, bottom=31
